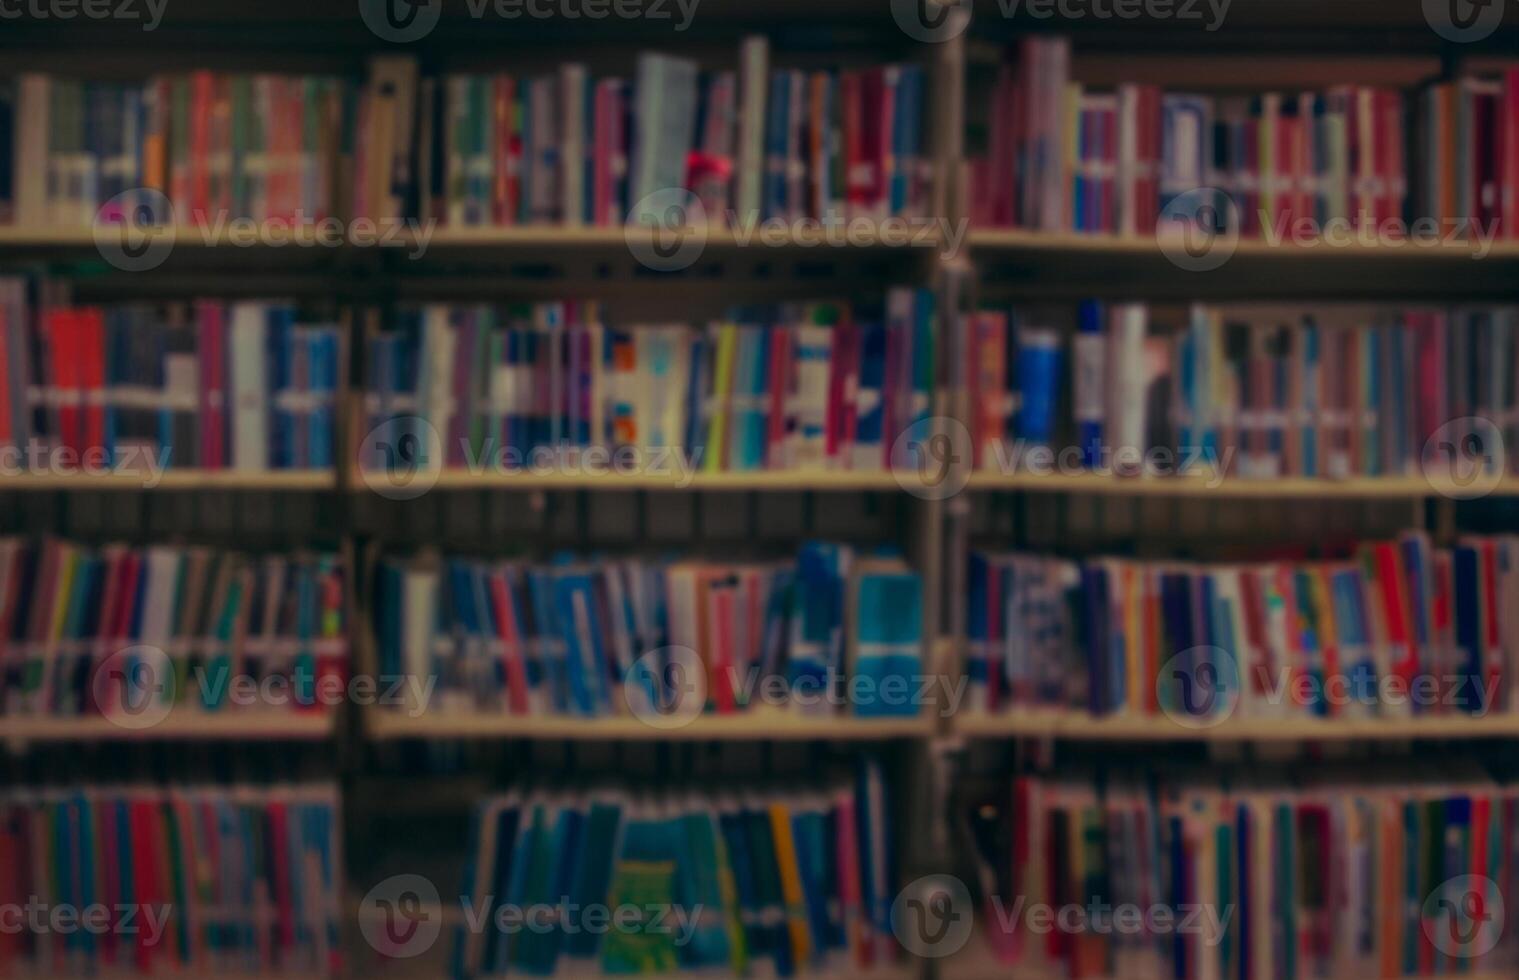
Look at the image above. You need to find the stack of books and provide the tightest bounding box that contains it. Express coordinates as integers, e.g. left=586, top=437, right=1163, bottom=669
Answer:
left=966, top=764, right=1519, bottom=978
left=360, top=290, right=936, bottom=477
left=971, top=37, right=1408, bottom=236
left=374, top=543, right=922, bottom=720
left=968, top=301, right=1518, bottom=480
left=0, top=539, right=348, bottom=722
left=966, top=532, right=1519, bottom=721
left=1418, top=68, right=1519, bottom=239
left=378, top=37, right=929, bottom=227
left=1, top=72, right=357, bottom=227
left=0, top=285, right=343, bottom=474
left=450, top=757, right=898, bottom=977
left=0, top=783, right=343, bottom=976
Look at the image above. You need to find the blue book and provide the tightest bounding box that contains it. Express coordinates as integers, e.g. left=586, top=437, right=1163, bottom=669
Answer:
left=528, top=569, right=568, bottom=713
left=852, top=321, right=887, bottom=470
left=763, top=71, right=790, bottom=220
left=308, top=327, right=338, bottom=469
left=554, top=570, right=608, bottom=716
left=1014, top=326, right=1061, bottom=444
left=266, top=306, right=294, bottom=469
left=891, top=66, right=923, bottom=216
left=851, top=560, right=922, bottom=718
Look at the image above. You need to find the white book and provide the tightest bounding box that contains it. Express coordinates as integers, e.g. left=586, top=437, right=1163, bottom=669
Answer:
left=402, top=567, right=438, bottom=715
left=16, top=74, right=49, bottom=227
left=1109, top=302, right=1149, bottom=469
left=420, top=305, right=455, bottom=465
left=560, top=64, right=587, bottom=227
left=230, top=303, right=269, bottom=471
left=791, top=323, right=832, bottom=469
left=735, top=35, right=769, bottom=222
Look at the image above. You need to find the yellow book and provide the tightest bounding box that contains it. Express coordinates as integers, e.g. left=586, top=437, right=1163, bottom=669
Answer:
left=1064, top=82, right=1082, bottom=231
left=768, top=802, right=813, bottom=966
left=703, top=323, right=737, bottom=473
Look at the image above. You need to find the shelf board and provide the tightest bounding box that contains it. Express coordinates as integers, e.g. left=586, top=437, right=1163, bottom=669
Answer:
left=956, top=710, right=1519, bottom=742
left=0, top=711, right=335, bottom=743
left=964, top=471, right=1517, bottom=499
left=359, top=468, right=913, bottom=492
left=942, top=932, right=1513, bottom=980
left=969, top=228, right=1519, bottom=260
left=0, top=470, right=335, bottom=491
left=368, top=710, right=933, bottom=742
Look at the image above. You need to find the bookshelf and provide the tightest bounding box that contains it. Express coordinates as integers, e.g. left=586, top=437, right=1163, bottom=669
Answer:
left=6, top=4, right=1519, bottom=980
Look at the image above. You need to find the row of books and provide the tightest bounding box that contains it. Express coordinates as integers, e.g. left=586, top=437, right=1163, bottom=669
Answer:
left=966, top=533, right=1519, bottom=721
left=0, top=784, right=342, bottom=977
left=0, top=538, right=348, bottom=721
left=2, top=73, right=356, bottom=227
left=971, top=302, right=1518, bottom=480
left=966, top=765, right=1519, bottom=979
left=969, top=37, right=1519, bottom=239
left=374, top=543, right=922, bottom=720
left=0, top=286, right=343, bottom=472
left=450, top=758, right=897, bottom=978
left=360, top=290, right=935, bottom=476
left=367, top=39, right=928, bottom=228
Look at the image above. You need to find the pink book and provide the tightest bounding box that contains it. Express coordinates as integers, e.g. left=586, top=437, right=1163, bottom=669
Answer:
left=707, top=583, right=736, bottom=714
left=834, top=790, right=868, bottom=968
left=765, top=328, right=791, bottom=469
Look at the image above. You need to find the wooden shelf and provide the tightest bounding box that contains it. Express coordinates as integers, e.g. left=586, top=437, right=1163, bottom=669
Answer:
left=0, top=711, right=335, bottom=743
left=964, top=471, right=1519, bottom=499
left=0, top=470, right=335, bottom=491
left=969, top=229, right=1519, bottom=299
left=969, top=228, right=1519, bottom=260
left=358, top=468, right=913, bottom=492
left=942, top=931, right=1513, bottom=980
left=367, top=710, right=933, bottom=742
left=955, top=710, right=1519, bottom=742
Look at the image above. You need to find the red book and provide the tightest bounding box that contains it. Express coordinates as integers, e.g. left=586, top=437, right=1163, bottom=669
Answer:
left=76, top=309, right=105, bottom=455
left=129, top=800, right=160, bottom=971
left=1480, top=538, right=1502, bottom=710
left=840, top=72, right=865, bottom=218
left=765, top=328, right=791, bottom=469
left=1503, top=68, right=1519, bottom=238
left=592, top=79, right=613, bottom=227
left=488, top=570, right=530, bottom=715
left=495, top=76, right=517, bottom=226
left=707, top=582, right=736, bottom=714
left=46, top=310, right=82, bottom=454
left=189, top=71, right=214, bottom=224
left=268, top=801, right=295, bottom=960
left=1373, top=542, right=1419, bottom=694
